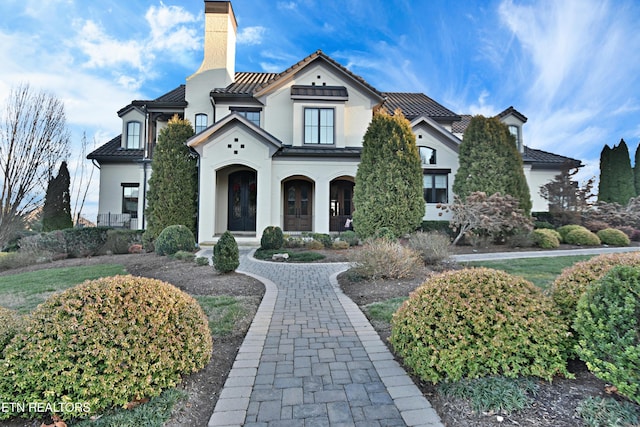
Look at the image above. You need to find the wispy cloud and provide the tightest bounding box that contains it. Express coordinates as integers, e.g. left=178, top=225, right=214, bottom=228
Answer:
left=237, top=26, right=266, bottom=46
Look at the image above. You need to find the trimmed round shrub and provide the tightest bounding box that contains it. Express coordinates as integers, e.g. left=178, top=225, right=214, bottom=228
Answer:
left=531, top=228, right=561, bottom=249
left=549, top=253, right=640, bottom=345
left=557, top=224, right=586, bottom=242
left=0, top=275, right=212, bottom=419
left=597, top=228, right=630, bottom=246
left=331, top=240, right=349, bottom=250
left=213, top=231, right=239, bottom=273
left=339, top=230, right=359, bottom=246
left=155, top=224, right=196, bottom=256
left=260, top=226, right=284, bottom=250
left=574, top=266, right=640, bottom=404
left=390, top=268, right=570, bottom=383
left=565, top=228, right=601, bottom=246
left=0, top=307, right=23, bottom=351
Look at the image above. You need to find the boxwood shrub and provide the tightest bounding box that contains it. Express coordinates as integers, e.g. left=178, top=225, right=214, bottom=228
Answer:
left=390, top=268, right=570, bottom=383
left=260, top=226, right=284, bottom=250
left=531, top=228, right=561, bottom=249
left=574, top=266, right=640, bottom=404
left=557, top=224, right=587, bottom=242
left=0, top=275, right=212, bottom=420
left=565, top=228, right=601, bottom=246
left=213, top=231, right=239, bottom=273
left=596, top=228, right=630, bottom=246
left=155, top=225, right=195, bottom=256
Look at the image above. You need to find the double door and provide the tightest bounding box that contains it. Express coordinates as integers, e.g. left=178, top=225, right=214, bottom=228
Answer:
left=284, top=180, right=312, bottom=231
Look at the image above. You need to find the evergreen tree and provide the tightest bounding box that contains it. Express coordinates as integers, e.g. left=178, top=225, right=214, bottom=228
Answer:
left=610, top=139, right=636, bottom=205
left=598, top=144, right=613, bottom=202
left=146, top=115, right=197, bottom=239
left=352, top=109, right=424, bottom=239
left=634, top=143, right=640, bottom=196
left=42, top=161, right=73, bottom=231
left=452, top=115, right=532, bottom=214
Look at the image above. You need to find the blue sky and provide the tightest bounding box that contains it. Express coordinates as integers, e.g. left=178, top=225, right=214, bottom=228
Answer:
left=1, top=0, right=639, bottom=221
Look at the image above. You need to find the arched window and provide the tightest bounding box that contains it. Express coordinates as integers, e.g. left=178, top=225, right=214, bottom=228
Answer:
left=195, top=113, right=208, bottom=133
left=126, top=121, right=141, bottom=149
left=419, top=146, right=436, bottom=165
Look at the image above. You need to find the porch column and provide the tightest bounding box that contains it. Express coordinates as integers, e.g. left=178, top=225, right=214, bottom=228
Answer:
left=314, top=180, right=330, bottom=234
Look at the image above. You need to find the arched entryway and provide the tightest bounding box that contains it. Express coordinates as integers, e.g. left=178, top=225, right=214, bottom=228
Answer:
left=283, top=178, right=313, bottom=231
left=330, top=178, right=354, bottom=232
left=228, top=170, right=257, bottom=232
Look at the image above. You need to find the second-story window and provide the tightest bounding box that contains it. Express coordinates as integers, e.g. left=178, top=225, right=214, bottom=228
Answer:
left=230, top=108, right=260, bottom=127
left=126, top=121, right=141, bottom=149
left=195, top=114, right=208, bottom=133
left=419, top=146, right=436, bottom=165
left=304, top=108, right=334, bottom=145
left=509, top=125, right=520, bottom=148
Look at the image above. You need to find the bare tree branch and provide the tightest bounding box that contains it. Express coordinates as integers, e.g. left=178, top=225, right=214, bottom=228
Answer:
left=0, top=83, right=70, bottom=246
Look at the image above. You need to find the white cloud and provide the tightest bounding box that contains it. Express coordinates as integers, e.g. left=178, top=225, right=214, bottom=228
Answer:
left=76, top=20, right=145, bottom=71
left=237, top=26, right=266, bottom=46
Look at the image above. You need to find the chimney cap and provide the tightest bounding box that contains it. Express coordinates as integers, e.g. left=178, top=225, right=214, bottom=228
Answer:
left=204, top=1, right=237, bottom=29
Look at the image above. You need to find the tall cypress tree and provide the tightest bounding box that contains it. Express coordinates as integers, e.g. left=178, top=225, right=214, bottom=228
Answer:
left=598, top=144, right=613, bottom=202
left=634, top=143, right=640, bottom=197
left=42, top=161, right=73, bottom=231
left=453, top=115, right=531, bottom=214
left=146, top=115, right=197, bottom=238
left=610, top=139, right=635, bottom=205
left=352, top=109, right=424, bottom=238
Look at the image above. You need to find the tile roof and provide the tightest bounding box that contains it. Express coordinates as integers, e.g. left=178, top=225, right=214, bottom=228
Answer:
left=497, top=106, right=527, bottom=123
left=212, top=72, right=279, bottom=95
left=382, top=92, right=460, bottom=121
left=451, top=114, right=472, bottom=134
left=523, top=146, right=582, bottom=169
left=86, top=135, right=144, bottom=163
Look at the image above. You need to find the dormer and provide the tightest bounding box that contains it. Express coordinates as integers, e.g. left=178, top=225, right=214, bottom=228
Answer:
left=497, top=106, right=527, bottom=153
left=117, top=105, right=146, bottom=150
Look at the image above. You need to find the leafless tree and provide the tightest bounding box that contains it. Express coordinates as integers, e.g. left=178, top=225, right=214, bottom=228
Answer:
left=0, top=83, right=70, bottom=247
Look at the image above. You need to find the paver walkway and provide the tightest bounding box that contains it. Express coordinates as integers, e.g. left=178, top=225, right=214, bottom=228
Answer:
left=207, top=249, right=443, bottom=427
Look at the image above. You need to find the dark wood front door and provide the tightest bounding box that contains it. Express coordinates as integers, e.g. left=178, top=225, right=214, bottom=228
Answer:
left=228, top=171, right=256, bottom=232
left=330, top=180, right=354, bottom=231
left=284, top=180, right=312, bottom=231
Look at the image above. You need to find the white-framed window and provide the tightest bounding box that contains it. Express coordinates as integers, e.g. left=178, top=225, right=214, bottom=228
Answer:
left=423, top=173, right=448, bottom=203
left=419, top=146, right=436, bottom=165
left=304, top=107, right=334, bottom=145
left=509, top=125, right=520, bottom=147
left=230, top=108, right=260, bottom=127
left=126, top=121, right=141, bottom=149
left=195, top=113, right=208, bottom=133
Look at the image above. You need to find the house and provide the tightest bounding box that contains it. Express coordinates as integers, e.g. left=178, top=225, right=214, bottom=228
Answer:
left=88, top=0, right=581, bottom=244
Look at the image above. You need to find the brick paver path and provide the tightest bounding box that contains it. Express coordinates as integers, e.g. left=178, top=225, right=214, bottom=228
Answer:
left=208, top=249, right=443, bottom=427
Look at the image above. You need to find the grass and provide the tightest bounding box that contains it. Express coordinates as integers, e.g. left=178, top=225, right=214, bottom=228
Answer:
left=576, top=397, right=640, bottom=427
left=464, top=255, right=594, bottom=289
left=72, top=388, right=187, bottom=427
left=365, top=297, right=407, bottom=322
left=437, top=376, right=538, bottom=414
left=254, top=248, right=326, bottom=262
left=195, top=295, right=248, bottom=336
left=0, top=264, right=127, bottom=313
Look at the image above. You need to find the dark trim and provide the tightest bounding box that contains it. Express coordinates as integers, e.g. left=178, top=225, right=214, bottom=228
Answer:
left=422, top=168, right=451, bottom=174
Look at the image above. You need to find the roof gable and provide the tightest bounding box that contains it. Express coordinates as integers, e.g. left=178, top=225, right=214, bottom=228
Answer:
left=252, top=50, right=385, bottom=102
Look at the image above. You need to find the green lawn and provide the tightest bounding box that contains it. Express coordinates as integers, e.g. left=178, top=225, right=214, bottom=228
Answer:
left=464, top=255, right=595, bottom=289
left=365, top=255, right=596, bottom=323
left=0, top=264, right=127, bottom=313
